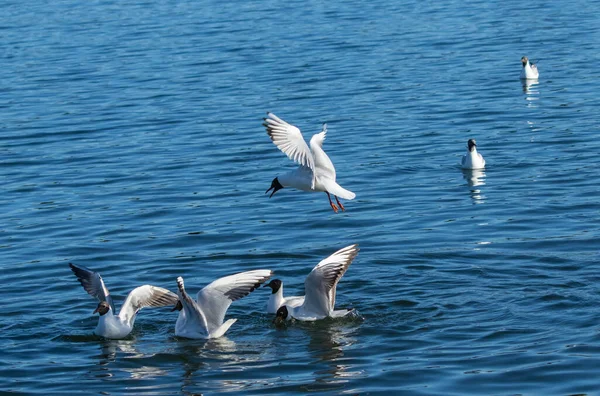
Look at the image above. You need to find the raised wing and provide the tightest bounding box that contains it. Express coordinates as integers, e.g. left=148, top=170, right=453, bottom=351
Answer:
left=196, top=270, right=273, bottom=333
left=264, top=112, right=315, bottom=172
left=309, top=124, right=337, bottom=182
left=69, top=263, right=114, bottom=312
left=302, top=244, right=359, bottom=317
left=175, top=276, right=209, bottom=336
left=119, top=285, right=179, bottom=325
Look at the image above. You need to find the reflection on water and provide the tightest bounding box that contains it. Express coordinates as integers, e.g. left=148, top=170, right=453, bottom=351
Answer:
left=174, top=336, right=272, bottom=393
left=522, top=79, right=540, bottom=107
left=176, top=336, right=237, bottom=375
left=305, top=322, right=364, bottom=389
left=462, top=169, right=486, bottom=204
left=98, top=338, right=142, bottom=364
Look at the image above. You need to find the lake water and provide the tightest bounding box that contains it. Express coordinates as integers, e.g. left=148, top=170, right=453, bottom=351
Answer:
left=2, top=0, right=600, bottom=394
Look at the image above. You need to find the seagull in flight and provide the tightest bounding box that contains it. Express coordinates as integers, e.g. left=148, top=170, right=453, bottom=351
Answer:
left=69, top=263, right=178, bottom=339
left=173, top=270, right=273, bottom=339
left=264, top=112, right=356, bottom=213
left=272, top=244, right=359, bottom=323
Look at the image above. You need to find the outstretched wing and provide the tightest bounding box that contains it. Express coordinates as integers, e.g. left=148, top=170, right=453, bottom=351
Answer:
left=197, top=270, right=273, bottom=333
left=69, top=263, right=114, bottom=312
left=264, top=112, right=315, bottom=172
left=302, top=244, right=359, bottom=316
left=119, top=285, right=178, bottom=325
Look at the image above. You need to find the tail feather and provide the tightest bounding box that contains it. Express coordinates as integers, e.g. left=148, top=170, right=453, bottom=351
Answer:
left=324, top=181, right=356, bottom=200
left=209, top=318, right=237, bottom=339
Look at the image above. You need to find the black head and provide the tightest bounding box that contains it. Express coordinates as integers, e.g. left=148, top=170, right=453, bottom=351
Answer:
left=94, top=301, right=110, bottom=316
left=467, top=139, right=477, bottom=152
left=264, top=279, right=282, bottom=294
left=265, top=177, right=284, bottom=198
left=273, top=305, right=289, bottom=325
left=521, top=56, right=528, bottom=66
left=171, top=300, right=183, bottom=312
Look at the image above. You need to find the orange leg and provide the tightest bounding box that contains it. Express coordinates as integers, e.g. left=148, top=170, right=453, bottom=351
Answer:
left=335, top=196, right=345, bottom=212
left=326, top=192, right=339, bottom=213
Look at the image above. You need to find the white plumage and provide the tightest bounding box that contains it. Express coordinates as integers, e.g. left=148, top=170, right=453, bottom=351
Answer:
left=273, top=244, right=359, bottom=322
left=174, top=270, right=273, bottom=339
left=264, top=112, right=355, bottom=212
left=69, top=263, right=178, bottom=339
left=520, top=56, right=539, bottom=79
left=461, top=139, right=486, bottom=170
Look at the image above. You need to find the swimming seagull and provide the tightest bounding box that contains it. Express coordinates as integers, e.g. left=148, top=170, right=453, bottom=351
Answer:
left=461, top=139, right=486, bottom=170
left=263, top=112, right=356, bottom=213
left=173, top=270, right=273, bottom=339
left=273, top=244, right=359, bottom=323
left=520, top=56, right=539, bottom=79
left=69, top=263, right=178, bottom=339
left=264, top=279, right=305, bottom=314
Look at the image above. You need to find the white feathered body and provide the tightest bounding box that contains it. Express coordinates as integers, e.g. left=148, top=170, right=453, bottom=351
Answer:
left=264, top=113, right=355, bottom=201
left=461, top=148, right=486, bottom=170
left=282, top=244, right=359, bottom=322
left=95, top=310, right=134, bottom=339
left=266, top=283, right=305, bottom=314
left=520, top=60, right=539, bottom=79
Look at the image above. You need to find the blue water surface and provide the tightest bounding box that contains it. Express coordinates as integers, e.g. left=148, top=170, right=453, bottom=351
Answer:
left=1, top=0, right=600, bottom=394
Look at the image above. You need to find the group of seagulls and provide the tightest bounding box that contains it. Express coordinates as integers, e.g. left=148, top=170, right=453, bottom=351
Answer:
left=70, top=57, right=537, bottom=340
left=70, top=244, right=359, bottom=339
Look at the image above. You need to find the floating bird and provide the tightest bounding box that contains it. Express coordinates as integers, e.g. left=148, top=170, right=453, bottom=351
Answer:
left=520, top=56, right=539, bottom=79
left=264, top=279, right=305, bottom=314
left=461, top=139, right=486, bottom=170
left=273, top=244, right=359, bottom=323
left=263, top=112, right=356, bottom=213
left=69, top=263, right=178, bottom=339
left=173, top=270, right=273, bottom=339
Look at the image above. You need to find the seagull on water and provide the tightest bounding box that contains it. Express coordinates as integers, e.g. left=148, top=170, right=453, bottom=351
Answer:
left=69, top=263, right=178, bottom=339
left=520, top=56, right=539, bottom=79
left=263, top=112, right=356, bottom=213
left=461, top=139, right=486, bottom=170
left=272, top=244, right=359, bottom=323
left=173, top=270, right=273, bottom=339
left=264, top=279, right=305, bottom=314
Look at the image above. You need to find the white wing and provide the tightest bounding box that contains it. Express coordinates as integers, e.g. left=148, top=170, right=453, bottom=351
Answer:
left=302, top=244, right=359, bottom=317
left=309, top=124, right=337, bottom=181
left=176, top=276, right=209, bottom=336
left=197, top=270, right=273, bottom=333
left=264, top=112, right=315, bottom=172
left=118, top=285, right=179, bottom=325
left=69, top=263, right=114, bottom=312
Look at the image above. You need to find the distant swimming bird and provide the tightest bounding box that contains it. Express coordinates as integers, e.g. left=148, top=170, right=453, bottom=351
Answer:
left=263, top=112, right=356, bottom=213
left=173, top=270, right=273, bottom=339
left=520, top=56, right=539, bottom=79
left=273, top=244, right=359, bottom=323
left=69, top=263, right=178, bottom=339
left=461, top=139, right=486, bottom=170
left=264, top=279, right=305, bottom=314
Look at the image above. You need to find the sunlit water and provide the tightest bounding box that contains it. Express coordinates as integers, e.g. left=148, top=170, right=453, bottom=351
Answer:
left=2, top=0, right=600, bottom=394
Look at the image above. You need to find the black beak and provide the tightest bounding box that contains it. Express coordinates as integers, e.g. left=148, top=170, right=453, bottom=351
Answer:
left=266, top=178, right=283, bottom=198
